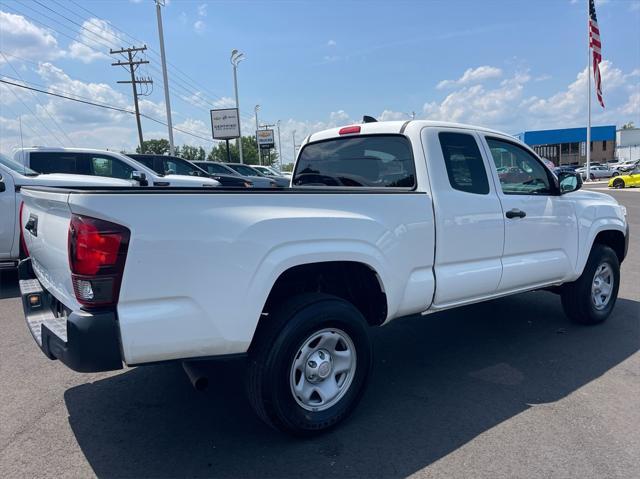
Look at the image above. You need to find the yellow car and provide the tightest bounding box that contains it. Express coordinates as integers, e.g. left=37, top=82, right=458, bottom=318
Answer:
left=609, top=167, right=640, bottom=189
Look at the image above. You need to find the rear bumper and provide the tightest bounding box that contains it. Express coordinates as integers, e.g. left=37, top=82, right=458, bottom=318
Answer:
left=19, top=259, right=123, bottom=372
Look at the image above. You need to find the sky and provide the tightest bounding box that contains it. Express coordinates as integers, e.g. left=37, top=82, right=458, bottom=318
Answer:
left=0, top=0, right=639, bottom=164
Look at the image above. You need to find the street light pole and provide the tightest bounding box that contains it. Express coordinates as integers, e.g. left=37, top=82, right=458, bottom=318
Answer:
left=276, top=120, right=282, bottom=169
left=155, top=0, right=175, bottom=155
left=254, top=104, right=261, bottom=165
left=230, top=49, right=245, bottom=163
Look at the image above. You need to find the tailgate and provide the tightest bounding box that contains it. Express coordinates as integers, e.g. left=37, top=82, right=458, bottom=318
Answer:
left=20, top=188, right=79, bottom=310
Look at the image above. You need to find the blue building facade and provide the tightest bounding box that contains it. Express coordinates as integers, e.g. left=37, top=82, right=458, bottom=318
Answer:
left=515, top=125, right=616, bottom=166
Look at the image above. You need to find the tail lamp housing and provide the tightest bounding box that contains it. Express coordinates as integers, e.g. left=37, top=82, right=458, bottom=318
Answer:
left=68, top=215, right=130, bottom=309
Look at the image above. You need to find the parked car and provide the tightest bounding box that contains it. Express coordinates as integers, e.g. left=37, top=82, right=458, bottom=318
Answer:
left=0, top=153, right=133, bottom=269
left=191, top=161, right=254, bottom=188
left=18, top=120, right=628, bottom=436
left=193, top=161, right=275, bottom=188
left=226, top=163, right=286, bottom=187
left=553, top=165, right=577, bottom=176
left=250, top=165, right=291, bottom=187
left=610, top=159, right=639, bottom=175
left=126, top=154, right=252, bottom=188
left=14, top=147, right=220, bottom=187
left=575, top=165, right=614, bottom=180
left=608, top=167, right=640, bottom=189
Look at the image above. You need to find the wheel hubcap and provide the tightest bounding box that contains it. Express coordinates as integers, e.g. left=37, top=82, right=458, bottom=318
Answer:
left=290, top=328, right=356, bottom=412
left=591, top=263, right=614, bottom=310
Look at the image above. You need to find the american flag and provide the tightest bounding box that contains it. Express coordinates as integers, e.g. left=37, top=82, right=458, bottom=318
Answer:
left=589, top=0, right=605, bottom=108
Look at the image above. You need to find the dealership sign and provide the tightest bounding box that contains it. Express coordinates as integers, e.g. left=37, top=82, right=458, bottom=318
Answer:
left=210, top=108, right=240, bottom=139
left=257, top=129, right=275, bottom=149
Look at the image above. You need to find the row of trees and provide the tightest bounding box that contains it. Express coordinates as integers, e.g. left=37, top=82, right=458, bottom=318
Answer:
left=134, top=136, right=279, bottom=166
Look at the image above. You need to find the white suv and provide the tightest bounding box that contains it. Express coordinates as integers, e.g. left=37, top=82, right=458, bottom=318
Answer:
left=13, top=147, right=220, bottom=187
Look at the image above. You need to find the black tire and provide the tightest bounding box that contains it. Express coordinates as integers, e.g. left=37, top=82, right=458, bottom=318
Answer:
left=561, top=244, right=620, bottom=325
left=613, top=178, right=625, bottom=189
left=612, top=171, right=619, bottom=177
left=246, top=293, right=372, bottom=436
left=590, top=173, right=596, bottom=181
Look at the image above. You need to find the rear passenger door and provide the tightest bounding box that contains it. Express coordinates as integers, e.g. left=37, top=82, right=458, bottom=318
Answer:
left=422, top=128, right=504, bottom=306
left=481, top=136, right=578, bottom=291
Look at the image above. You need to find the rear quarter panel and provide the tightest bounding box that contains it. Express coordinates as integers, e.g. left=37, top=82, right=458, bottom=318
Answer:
left=68, top=191, right=435, bottom=364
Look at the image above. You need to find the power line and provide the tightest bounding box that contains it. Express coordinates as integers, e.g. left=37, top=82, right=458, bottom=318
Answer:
left=0, top=51, right=75, bottom=146
left=0, top=78, right=216, bottom=144
left=63, top=0, right=254, bottom=118
left=6, top=1, right=256, bottom=124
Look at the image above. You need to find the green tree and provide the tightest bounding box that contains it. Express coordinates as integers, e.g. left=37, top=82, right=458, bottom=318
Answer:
left=180, top=145, right=206, bottom=161
left=206, top=135, right=278, bottom=165
left=136, top=138, right=170, bottom=154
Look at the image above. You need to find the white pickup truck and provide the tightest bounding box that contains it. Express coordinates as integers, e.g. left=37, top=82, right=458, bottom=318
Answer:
left=18, top=120, right=629, bottom=436
left=0, top=153, right=134, bottom=269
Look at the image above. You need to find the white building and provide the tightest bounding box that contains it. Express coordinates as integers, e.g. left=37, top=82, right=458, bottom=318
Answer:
left=616, top=128, right=640, bottom=162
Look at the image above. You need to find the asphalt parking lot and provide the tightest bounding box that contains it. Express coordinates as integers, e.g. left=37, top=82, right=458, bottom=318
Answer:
left=0, top=184, right=638, bottom=479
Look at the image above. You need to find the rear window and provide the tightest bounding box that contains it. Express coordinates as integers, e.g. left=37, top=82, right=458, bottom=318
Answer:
left=293, top=135, right=415, bottom=188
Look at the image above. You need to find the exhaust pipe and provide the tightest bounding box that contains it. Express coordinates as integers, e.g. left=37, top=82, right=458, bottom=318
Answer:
left=182, top=361, right=209, bottom=391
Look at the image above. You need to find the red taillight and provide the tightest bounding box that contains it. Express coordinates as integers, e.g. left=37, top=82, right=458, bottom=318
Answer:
left=68, top=215, right=130, bottom=309
left=339, top=125, right=361, bottom=135
left=19, top=201, right=29, bottom=258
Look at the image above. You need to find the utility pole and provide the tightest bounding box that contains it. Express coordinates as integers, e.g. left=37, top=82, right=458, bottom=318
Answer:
left=254, top=104, right=261, bottom=165
left=111, top=45, right=152, bottom=153
left=292, top=130, right=297, bottom=164
left=276, top=120, right=282, bottom=169
left=155, top=0, right=175, bottom=155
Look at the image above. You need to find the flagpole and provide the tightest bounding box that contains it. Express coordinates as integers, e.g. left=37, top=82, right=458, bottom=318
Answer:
left=586, top=0, right=592, bottom=181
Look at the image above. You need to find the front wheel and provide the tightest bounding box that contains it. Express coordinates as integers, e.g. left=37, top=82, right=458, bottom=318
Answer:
left=246, top=293, right=372, bottom=436
left=561, top=244, right=620, bottom=325
left=613, top=178, right=625, bottom=189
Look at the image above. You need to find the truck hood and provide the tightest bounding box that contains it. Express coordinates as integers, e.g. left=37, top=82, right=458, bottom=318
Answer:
left=162, top=175, right=220, bottom=187
left=19, top=173, right=135, bottom=187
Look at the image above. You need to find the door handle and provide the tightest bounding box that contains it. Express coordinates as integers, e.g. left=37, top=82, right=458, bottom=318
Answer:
left=505, top=208, right=526, bottom=219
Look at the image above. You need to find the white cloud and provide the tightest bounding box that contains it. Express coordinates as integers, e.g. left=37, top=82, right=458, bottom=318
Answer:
left=327, top=39, right=337, bottom=47
left=68, top=18, right=124, bottom=63
left=621, top=93, right=640, bottom=116
left=194, top=20, right=206, bottom=33
left=0, top=11, right=61, bottom=62
left=197, top=4, right=208, bottom=17
left=437, top=66, right=503, bottom=89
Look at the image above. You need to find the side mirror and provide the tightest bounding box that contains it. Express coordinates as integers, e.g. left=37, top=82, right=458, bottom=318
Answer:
left=558, top=171, right=582, bottom=194
left=132, top=171, right=148, bottom=186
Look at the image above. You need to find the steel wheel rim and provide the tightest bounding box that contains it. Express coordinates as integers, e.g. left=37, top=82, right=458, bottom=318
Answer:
left=289, top=328, right=356, bottom=412
left=591, top=263, right=614, bottom=310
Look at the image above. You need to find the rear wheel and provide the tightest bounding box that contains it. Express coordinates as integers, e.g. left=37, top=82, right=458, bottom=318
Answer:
left=247, top=293, right=372, bottom=436
left=613, top=178, right=625, bottom=189
left=590, top=173, right=596, bottom=181
left=561, top=244, right=620, bottom=325
left=612, top=171, right=620, bottom=177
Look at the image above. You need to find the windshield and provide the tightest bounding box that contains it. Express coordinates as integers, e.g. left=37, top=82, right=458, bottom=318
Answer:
left=203, top=162, right=238, bottom=175
left=0, top=153, right=38, bottom=176
left=229, top=164, right=263, bottom=177
left=162, top=157, right=208, bottom=177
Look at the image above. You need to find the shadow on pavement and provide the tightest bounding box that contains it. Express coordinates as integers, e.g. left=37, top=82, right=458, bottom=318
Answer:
left=64, top=292, right=639, bottom=478
left=0, top=269, right=19, bottom=299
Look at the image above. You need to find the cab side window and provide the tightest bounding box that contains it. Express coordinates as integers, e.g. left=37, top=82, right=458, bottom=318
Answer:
left=438, top=132, right=489, bottom=195
left=486, top=138, right=553, bottom=195
left=30, top=152, right=79, bottom=174
left=88, top=155, right=135, bottom=180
